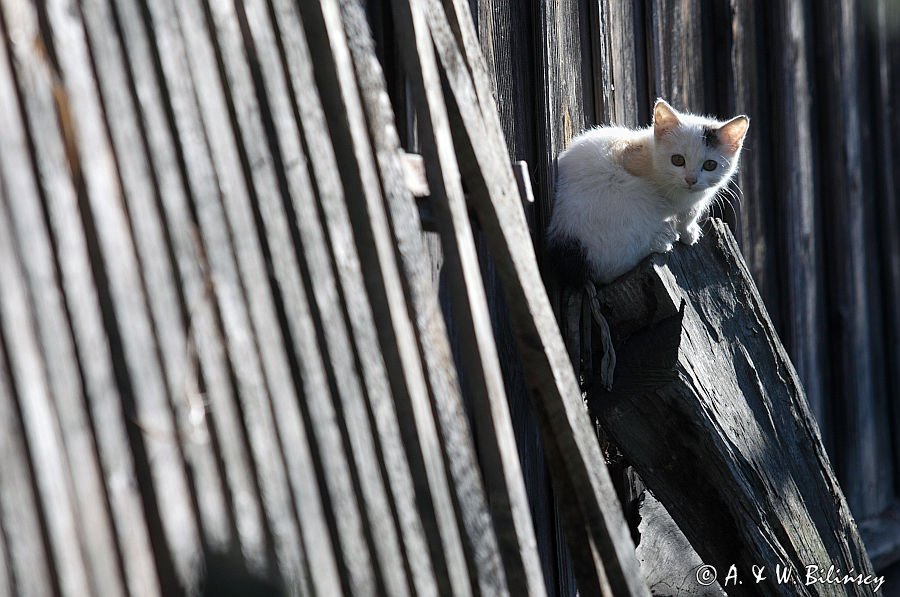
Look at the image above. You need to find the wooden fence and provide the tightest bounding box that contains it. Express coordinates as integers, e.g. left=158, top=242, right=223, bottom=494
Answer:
left=0, top=0, right=652, bottom=595
left=0, top=0, right=897, bottom=595
left=371, top=0, right=900, bottom=582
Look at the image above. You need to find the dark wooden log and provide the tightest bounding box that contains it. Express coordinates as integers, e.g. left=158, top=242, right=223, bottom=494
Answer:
left=635, top=494, right=725, bottom=596
left=590, top=219, right=876, bottom=596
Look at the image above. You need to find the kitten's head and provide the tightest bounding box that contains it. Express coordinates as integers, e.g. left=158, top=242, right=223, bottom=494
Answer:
left=650, top=99, right=749, bottom=198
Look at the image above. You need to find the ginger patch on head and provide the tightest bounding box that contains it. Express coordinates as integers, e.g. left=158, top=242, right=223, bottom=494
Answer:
left=615, top=140, right=652, bottom=177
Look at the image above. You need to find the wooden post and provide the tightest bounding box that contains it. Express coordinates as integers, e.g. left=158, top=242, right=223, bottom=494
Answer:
left=590, top=220, right=876, bottom=597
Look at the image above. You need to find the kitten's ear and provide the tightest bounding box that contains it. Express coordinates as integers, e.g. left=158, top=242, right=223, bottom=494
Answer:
left=718, top=115, right=750, bottom=153
left=653, top=99, right=679, bottom=138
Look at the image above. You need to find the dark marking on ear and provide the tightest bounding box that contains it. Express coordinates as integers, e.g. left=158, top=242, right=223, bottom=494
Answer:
left=702, top=127, right=719, bottom=147
left=546, top=235, right=590, bottom=287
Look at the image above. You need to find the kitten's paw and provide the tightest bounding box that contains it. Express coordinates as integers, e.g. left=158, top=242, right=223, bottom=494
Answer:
left=651, top=222, right=679, bottom=253
left=679, top=223, right=702, bottom=245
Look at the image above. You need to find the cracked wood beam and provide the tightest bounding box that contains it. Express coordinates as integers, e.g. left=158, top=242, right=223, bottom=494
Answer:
left=589, top=219, right=875, bottom=597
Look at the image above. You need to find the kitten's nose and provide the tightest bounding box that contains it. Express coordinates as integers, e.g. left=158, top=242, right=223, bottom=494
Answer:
left=684, top=175, right=697, bottom=187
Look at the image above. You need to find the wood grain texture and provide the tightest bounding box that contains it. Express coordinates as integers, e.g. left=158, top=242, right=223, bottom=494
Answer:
left=143, top=0, right=327, bottom=592
left=591, top=219, right=875, bottom=596
left=646, top=0, right=704, bottom=110
left=810, top=0, right=890, bottom=520
left=107, top=0, right=269, bottom=573
left=435, top=1, right=648, bottom=595
left=385, top=0, right=512, bottom=593
left=762, top=0, right=827, bottom=437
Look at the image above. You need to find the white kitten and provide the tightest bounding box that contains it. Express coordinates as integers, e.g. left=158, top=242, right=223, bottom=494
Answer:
left=547, top=99, right=749, bottom=284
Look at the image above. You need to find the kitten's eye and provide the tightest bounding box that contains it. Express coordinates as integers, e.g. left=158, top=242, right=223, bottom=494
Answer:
left=702, top=160, right=718, bottom=171
left=671, top=154, right=685, bottom=167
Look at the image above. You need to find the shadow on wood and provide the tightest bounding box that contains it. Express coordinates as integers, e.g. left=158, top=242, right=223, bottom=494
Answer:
left=588, top=219, right=876, bottom=596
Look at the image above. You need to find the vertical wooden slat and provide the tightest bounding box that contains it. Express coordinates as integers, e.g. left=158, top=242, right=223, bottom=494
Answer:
left=0, top=156, right=92, bottom=597
left=763, top=0, right=827, bottom=428
left=468, top=2, right=567, bottom=592
left=1, top=6, right=166, bottom=595
left=261, top=2, right=446, bottom=596
left=222, top=1, right=428, bottom=595
left=533, top=0, right=588, bottom=247
left=402, top=3, right=548, bottom=595
left=647, top=0, right=704, bottom=110
left=1, top=8, right=135, bottom=596
left=78, top=0, right=232, bottom=553
left=812, top=0, right=890, bottom=519
left=434, top=1, right=649, bottom=594
left=39, top=0, right=205, bottom=588
left=715, top=1, right=779, bottom=324
left=141, top=0, right=326, bottom=590
left=106, top=0, right=269, bottom=571
left=379, top=0, right=511, bottom=593
left=205, top=1, right=399, bottom=593
left=872, top=0, right=900, bottom=498
left=0, top=337, right=55, bottom=597
left=316, top=2, right=517, bottom=594
left=592, top=0, right=640, bottom=126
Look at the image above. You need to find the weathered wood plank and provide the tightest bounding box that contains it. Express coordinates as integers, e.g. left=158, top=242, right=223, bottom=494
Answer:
left=297, top=3, right=492, bottom=596
left=761, top=0, right=827, bottom=436
left=206, top=0, right=403, bottom=593
left=717, top=0, right=781, bottom=331
left=433, top=2, right=649, bottom=595
left=107, top=0, right=269, bottom=572
left=0, top=160, right=93, bottom=597
left=334, top=3, right=516, bottom=594
left=859, top=504, right=900, bottom=570
left=38, top=0, right=206, bottom=589
left=79, top=0, right=232, bottom=555
left=811, top=0, right=890, bottom=519
left=466, top=4, right=563, bottom=588
left=876, top=0, right=900, bottom=517
left=408, top=4, right=547, bottom=595
left=0, top=7, right=167, bottom=595
left=382, top=0, right=512, bottom=593
left=236, top=1, right=436, bottom=595
left=591, top=0, right=640, bottom=126
left=163, top=0, right=363, bottom=592
left=287, top=2, right=456, bottom=594
left=532, top=0, right=588, bottom=247
left=591, top=219, right=876, bottom=596
left=636, top=494, right=725, bottom=596
left=0, top=337, right=56, bottom=597
left=0, top=11, right=136, bottom=595
left=646, top=0, right=704, bottom=110
left=141, top=0, right=325, bottom=590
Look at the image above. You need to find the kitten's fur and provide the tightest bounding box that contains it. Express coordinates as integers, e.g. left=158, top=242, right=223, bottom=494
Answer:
left=547, top=99, right=749, bottom=284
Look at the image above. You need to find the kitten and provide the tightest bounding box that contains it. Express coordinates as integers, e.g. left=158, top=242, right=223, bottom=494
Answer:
left=547, top=99, right=749, bottom=285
